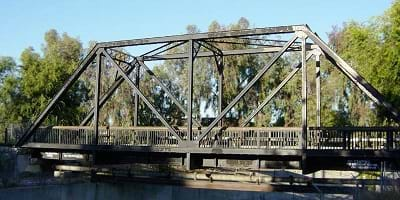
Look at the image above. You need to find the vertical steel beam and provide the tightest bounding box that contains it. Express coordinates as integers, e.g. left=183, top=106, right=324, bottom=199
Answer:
left=316, top=54, right=321, bottom=127
left=300, top=34, right=308, bottom=149
left=134, top=64, right=140, bottom=127
left=94, top=51, right=102, bottom=145
left=188, top=40, right=194, bottom=140
left=218, top=64, right=224, bottom=127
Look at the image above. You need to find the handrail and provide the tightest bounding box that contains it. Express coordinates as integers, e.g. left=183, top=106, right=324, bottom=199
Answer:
left=47, top=126, right=303, bottom=131
left=9, top=126, right=400, bottom=151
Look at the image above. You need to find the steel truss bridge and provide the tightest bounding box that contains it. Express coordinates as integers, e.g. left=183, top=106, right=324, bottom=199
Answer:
left=9, top=24, right=400, bottom=173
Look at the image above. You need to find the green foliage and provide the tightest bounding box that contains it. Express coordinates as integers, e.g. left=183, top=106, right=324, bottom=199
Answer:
left=0, top=56, right=20, bottom=137
left=18, top=30, right=88, bottom=125
left=325, top=0, right=400, bottom=125
left=0, top=30, right=87, bottom=132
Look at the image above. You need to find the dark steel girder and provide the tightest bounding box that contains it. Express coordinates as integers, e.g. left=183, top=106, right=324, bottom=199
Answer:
left=94, top=51, right=102, bottom=145
left=97, top=25, right=301, bottom=48
left=142, top=46, right=303, bottom=61
left=141, top=41, right=187, bottom=57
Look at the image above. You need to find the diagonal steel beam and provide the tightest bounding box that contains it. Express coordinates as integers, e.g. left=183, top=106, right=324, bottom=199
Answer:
left=80, top=60, right=139, bottom=126
left=102, top=50, right=183, bottom=142
left=198, top=40, right=223, bottom=55
left=302, top=28, right=400, bottom=123
left=133, top=60, right=140, bottom=127
left=241, top=52, right=314, bottom=127
left=111, top=41, right=187, bottom=59
left=196, top=35, right=299, bottom=142
left=136, top=59, right=202, bottom=127
left=15, top=45, right=99, bottom=147
left=145, top=41, right=187, bottom=57
left=141, top=42, right=175, bottom=57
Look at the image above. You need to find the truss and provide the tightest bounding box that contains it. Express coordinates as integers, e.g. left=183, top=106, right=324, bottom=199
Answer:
left=15, top=24, right=400, bottom=147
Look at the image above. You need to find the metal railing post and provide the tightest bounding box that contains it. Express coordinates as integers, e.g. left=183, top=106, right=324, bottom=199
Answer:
left=146, top=130, right=150, bottom=146
left=58, top=129, right=61, bottom=144
left=85, top=129, right=88, bottom=144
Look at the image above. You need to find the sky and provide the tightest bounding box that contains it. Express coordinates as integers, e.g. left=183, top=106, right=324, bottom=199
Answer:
left=0, top=0, right=394, bottom=62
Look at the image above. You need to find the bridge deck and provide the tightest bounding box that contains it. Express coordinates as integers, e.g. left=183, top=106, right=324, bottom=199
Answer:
left=7, top=126, right=400, bottom=172
left=9, top=126, right=400, bottom=153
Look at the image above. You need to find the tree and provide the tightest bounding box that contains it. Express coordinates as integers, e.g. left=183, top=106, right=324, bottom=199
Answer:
left=324, top=0, right=400, bottom=125
left=17, top=30, right=88, bottom=125
left=0, top=56, right=21, bottom=140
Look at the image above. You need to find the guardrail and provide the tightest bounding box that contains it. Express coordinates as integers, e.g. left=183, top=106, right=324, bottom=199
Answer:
left=307, top=127, right=400, bottom=150
left=5, top=126, right=400, bottom=150
left=198, top=127, right=301, bottom=149
left=32, top=126, right=180, bottom=147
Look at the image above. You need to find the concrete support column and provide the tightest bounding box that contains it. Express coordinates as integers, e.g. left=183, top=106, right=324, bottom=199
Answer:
left=186, top=152, right=202, bottom=170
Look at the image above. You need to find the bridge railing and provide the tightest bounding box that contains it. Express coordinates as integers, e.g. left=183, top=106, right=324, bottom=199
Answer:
left=30, top=126, right=302, bottom=149
left=21, top=126, right=400, bottom=150
left=31, top=126, right=181, bottom=147
left=198, top=127, right=301, bottom=149
left=307, top=127, right=400, bottom=150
